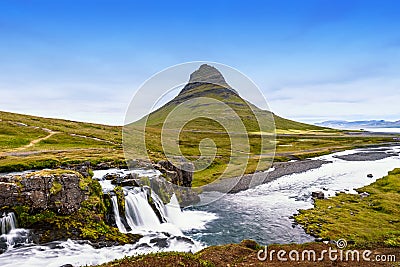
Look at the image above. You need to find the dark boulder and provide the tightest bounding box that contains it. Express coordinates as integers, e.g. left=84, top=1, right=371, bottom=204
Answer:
left=311, top=191, right=325, bottom=199
left=156, top=160, right=194, bottom=187
left=0, top=170, right=89, bottom=215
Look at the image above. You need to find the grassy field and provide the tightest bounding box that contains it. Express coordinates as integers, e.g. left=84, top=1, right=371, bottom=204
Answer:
left=295, top=168, right=400, bottom=248
left=0, top=111, right=125, bottom=172
left=1, top=110, right=398, bottom=186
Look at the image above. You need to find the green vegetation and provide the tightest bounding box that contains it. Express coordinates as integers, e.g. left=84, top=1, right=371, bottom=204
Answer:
left=93, top=239, right=263, bottom=267
left=0, top=111, right=121, bottom=143
left=1, top=108, right=398, bottom=187
left=127, top=82, right=398, bottom=186
left=0, top=110, right=124, bottom=173
left=0, top=121, right=48, bottom=150
left=295, top=168, right=400, bottom=248
left=114, top=185, right=126, bottom=213
left=95, top=251, right=215, bottom=267
left=50, top=180, right=62, bottom=195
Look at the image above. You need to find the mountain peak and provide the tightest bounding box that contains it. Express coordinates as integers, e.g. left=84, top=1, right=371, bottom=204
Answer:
left=180, top=64, right=237, bottom=96
left=188, top=64, right=229, bottom=87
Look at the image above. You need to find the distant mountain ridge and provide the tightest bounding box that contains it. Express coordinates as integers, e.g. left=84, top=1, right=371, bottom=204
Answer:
left=316, top=120, right=400, bottom=129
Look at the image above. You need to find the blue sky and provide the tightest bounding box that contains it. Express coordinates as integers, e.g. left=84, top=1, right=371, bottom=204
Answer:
left=0, top=0, right=399, bottom=125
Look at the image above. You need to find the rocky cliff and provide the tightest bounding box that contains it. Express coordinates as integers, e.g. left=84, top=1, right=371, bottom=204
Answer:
left=0, top=169, right=140, bottom=247
left=0, top=170, right=88, bottom=215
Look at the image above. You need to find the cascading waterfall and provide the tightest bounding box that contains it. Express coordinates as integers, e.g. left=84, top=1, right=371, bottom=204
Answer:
left=94, top=169, right=213, bottom=256
left=0, top=169, right=215, bottom=266
left=124, top=187, right=162, bottom=230
left=0, top=212, right=17, bottom=235
left=111, top=196, right=127, bottom=233
left=165, top=194, right=183, bottom=225
left=151, top=191, right=169, bottom=223
left=0, top=212, right=30, bottom=252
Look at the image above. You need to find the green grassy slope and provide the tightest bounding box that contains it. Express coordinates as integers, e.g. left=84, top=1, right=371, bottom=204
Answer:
left=0, top=111, right=125, bottom=172
left=0, top=111, right=121, bottom=143
left=127, top=82, right=331, bottom=185
left=0, top=109, right=397, bottom=185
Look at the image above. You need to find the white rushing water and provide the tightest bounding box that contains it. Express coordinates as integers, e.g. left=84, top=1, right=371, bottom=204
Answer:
left=0, top=212, right=30, bottom=254
left=0, top=212, right=17, bottom=235
left=186, top=145, right=400, bottom=246
left=365, top=127, right=400, bottom=133
left=110, top=196, right=127, bottom=233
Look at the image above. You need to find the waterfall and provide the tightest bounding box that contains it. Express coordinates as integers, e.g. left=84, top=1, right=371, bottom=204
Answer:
left=150, top=191, right=168, bottom=223
left=124, top=188, right=161, bottom=229
left=0, top=212, right=17, bottom=235
left=108, top=185, right=183, bottom=232
left=0, top=212, right=30, bottom=251
left=165, top=194, right=183, bottom=225
left=110, top=196, right=127, bottom=233
left=96, top=169, right=215, bottom=239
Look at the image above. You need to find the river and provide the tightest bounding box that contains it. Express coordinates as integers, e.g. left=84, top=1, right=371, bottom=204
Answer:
left=0, top=145, right=399, bottom=266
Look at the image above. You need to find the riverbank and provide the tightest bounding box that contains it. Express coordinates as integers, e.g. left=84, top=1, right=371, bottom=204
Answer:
left=94, top=240, right=400, bottom=267
left=295, top=168, right=400, bottom=248
left=201, top=142, right=400, bottom=194
left=202, top=159, right=330, bottom=193
left=1, top=145, right=399, bottom=266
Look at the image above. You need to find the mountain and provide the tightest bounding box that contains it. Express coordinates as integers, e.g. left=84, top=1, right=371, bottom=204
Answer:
left=137, top=64, right=324, bottom=131
left=125, top=64, right=330, bottom=185
left=316, top=120, right=400, bottom=129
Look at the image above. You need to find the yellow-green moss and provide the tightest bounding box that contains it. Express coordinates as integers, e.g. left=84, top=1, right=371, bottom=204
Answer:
left=114, top=186, right=125, bottom=213
left=50, top=180, right=62, bottom=195
left=295, top=168, right=400, bottom=248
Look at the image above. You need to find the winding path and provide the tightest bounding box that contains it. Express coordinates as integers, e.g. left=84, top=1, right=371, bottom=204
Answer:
left=15, top=130, right=59, bottom=151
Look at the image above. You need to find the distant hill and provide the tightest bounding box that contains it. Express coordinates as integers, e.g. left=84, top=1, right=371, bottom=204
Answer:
left=0, top=110, right=124, bottom=172
left=316, top=120, right=400, bottom=129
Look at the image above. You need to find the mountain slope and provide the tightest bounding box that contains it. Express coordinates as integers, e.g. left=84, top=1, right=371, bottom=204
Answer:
left=142, top=64, right=324, bottom=132
left=126, top=64, right=334, bottom=185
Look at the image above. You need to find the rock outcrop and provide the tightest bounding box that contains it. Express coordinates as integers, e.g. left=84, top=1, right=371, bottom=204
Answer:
left=155, top=160, right=194, bottom=187
left=0, top=170, right=88, bottom=215
left=311, top=191, right=325, bottom=199
left=179, top=64, right=238, bottom=95
left=0, top=169, right=141, bottom=247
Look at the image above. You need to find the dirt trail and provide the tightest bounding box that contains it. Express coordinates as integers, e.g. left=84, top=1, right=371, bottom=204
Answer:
left=0, top=122, right=60, bottom=157
left=15, top=130, right=59, bottom=151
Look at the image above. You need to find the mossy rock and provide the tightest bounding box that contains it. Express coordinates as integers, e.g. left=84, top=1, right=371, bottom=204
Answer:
left=11, top=169, right=141, bottom=246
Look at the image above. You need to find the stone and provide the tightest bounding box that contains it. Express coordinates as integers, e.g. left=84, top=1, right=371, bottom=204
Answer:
left=0, top=171, right=89, bottom=215
left=311, top=191, right=325, bottom=199
left=359, top=192, right=370, bottom=198
left=156, top=160, right=194, bottom=187
left=149, top=237, right=168, bottom=248
left=96, top=162, right=111, bottom=170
